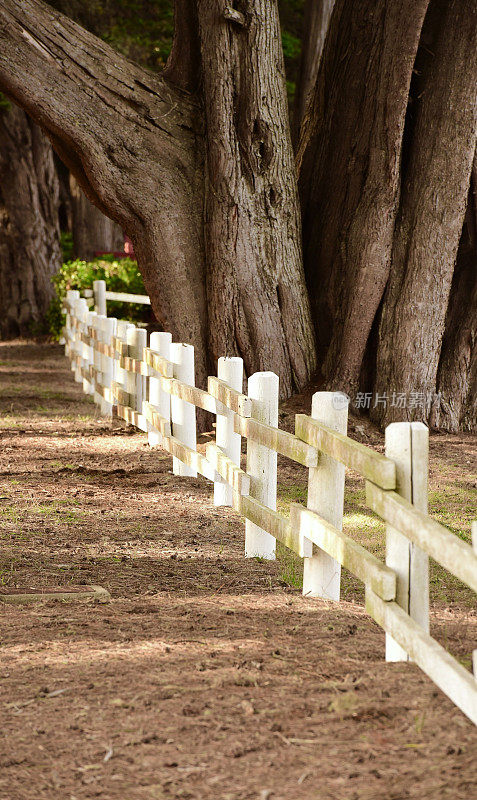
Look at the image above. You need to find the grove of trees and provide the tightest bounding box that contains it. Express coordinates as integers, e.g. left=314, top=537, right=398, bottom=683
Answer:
left=0, top=0, right=475, bottom=432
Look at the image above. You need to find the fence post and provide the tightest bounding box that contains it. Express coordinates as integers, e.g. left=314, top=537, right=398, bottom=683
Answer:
left=384, top=421, right=429, bottom=661
left=170, top=343, right=197, bottom=477
left=77, top=300, right=92, bottom=395
left=93, top=279, right=107, bottom=316
left=473, top=522, right=477, bottom=680
left=126, top=326, right=147, bottom=418
left=100, top=317, right=117, bottom=416
left=83, top=311, right=95, bottom=395
left=214, top=357, right=244, bottom=507
left=302, top=391, right=348, bottom=600
left=73, top=298, right=86, bottom=383
left=115, top=320, right=133, bottom=407
left=409, top=422, right=430, bottom=634
left=92, top=314, right=105, bottom=407
left=65, top=289, right=79, bottom=362
left=244, top=372, right=279, bottom=559
left=148, top=332, right=172, bottom=447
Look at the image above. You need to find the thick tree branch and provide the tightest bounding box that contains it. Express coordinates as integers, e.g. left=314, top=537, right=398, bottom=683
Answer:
left=0, top=0, right=202, bottom=224
left=0, top=0, right=208, bottom=385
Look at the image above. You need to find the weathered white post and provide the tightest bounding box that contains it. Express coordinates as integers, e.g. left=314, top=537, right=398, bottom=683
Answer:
left=115, top=321, right=133, bottom=406
left=473, top=522, right=477, bottom=680
left=65, top=289, right=80, bottom=362
left=170, top=343, right=197, bottom=477
left=79, top=302, right=93, bottom=395
left=245, top=372, right=279, bottom=559
left=126, top=326, right=147, bottom=419
left=385, top=421, right=429, bottom=661
left=148, top=332, right=172, bottom=447
left=125, top=325, right=138, bottom=415
left=214, top=357, right=244, bottom=506
left=92, top=314, right=105, bottom=407
left=100, top=316, right=117, bottom=416
left=83, top=311, right=95, bottom=395
left=73, top=297, right=87, bottom=383
left=93, top=279, right=107, bottom=316
left=302, top=391, right=348, bottom=600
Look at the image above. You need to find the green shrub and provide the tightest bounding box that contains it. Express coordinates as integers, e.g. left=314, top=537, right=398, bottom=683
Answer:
left=48, top=255, right=148, bottom=340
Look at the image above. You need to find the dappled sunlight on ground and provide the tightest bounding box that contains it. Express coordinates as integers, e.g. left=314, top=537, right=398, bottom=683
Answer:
left=0, top=342, right=476, bottom=799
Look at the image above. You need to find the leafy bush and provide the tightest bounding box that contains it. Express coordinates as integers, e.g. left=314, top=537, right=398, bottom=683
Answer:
left=48, top=255, right=149, bottom=340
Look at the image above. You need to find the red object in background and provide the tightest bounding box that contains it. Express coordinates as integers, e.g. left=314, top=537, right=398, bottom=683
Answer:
left=93, top=233, right=136, bottom=260
left=124, top=235, right=135, bottom=257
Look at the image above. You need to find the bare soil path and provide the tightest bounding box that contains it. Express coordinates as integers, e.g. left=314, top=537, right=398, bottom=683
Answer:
left=0, top=341, right=476, bottom=800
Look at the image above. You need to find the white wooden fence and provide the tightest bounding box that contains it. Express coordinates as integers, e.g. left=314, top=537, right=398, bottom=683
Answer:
left=63, top=282, right=477, bottom=726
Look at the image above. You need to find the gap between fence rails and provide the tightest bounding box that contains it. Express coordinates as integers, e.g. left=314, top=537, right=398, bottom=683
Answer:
left=62, top=286, right=477, bottom=727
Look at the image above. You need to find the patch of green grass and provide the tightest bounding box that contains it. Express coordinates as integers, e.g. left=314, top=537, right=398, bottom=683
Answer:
left=0, top=563, right=16, bottom=585
left=428, top=486, right=475, bottom=543
left=277, top=542, right=302, bottom=589
left=0, top=501, right=87, bottom=540
left=50, top=462, right=78, bottom=471
left=0, top=417, right=21, bottom=428
left=0, top=386, right=23, bottom=395
left=0, top=505, right=20, bottom=522
left=37, top=389, right=65, bottom=401
left=277, top=484, right=307, bottom=514
left=274, top=472, right=475, bottom=607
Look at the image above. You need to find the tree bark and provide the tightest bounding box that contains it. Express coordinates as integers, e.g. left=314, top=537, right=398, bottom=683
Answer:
left=291, top=0, right=334, bottom=148
left=0, top=102, right=61, bottom=337
left=0, top=0, right=316, bottom=396
left=372, top=0, right=477, bottom=428
left=431, top=158, right=477, bottom=432
left=0, top=0, right=208, bottom=380
left=69, top=174, right=124, bottom=259
left=298, top=0, right=429, bottom=394
left=198, top=0, right=316, bottom=396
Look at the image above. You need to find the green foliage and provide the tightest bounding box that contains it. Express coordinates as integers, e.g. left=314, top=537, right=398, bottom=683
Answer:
left=60, top=231, right=74, bottom=261
left=286, top=81, right=297, bottom=104
left=281, top=30, right=301, bottom=61
left=49, top=0, right=174, bottom=70
left=48, top=255, right=147, bottom=339
left=103, top=0, right=174, bottom=70
left=279, top=1, right=305, bottom=106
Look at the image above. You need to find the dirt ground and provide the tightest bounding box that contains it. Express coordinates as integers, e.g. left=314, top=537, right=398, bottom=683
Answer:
left=0, top=341, right=476, bottom=800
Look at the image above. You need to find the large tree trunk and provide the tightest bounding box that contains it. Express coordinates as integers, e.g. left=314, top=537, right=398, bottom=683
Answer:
left=297, top=0, right=429, bottom=394
left=431, top=157, right=477, bottom=432
left=291, top=0, right=334, bottom=148
left=0, top=102, right=61, bottom=337
left=372, top=0, right=477, bottom=428
left=198, top=0, right=316, bottom=395
left=0, top=0, right=316, bottom=395
left=70, top=174, right=124, bottom=259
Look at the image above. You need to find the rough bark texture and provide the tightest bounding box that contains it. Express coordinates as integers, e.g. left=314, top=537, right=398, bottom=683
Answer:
left=372, top=0, right=477, bottom=427
left=198, top=0, right=316, bottom=396
left=0, top=0, right=208, bottom=380
left=298, top=0, right=429, bottom=395
left=291, top=0, right=334, bottom=148
left=432, top=160, right=477, bottom=433
left=0, top=103, right=61, bottom=337
left=0, top=0, right=316, bottom=396
left=69, top=174, right=124, bottom=259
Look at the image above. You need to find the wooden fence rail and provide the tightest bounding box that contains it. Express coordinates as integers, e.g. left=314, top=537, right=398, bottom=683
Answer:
left=62, top=284, right=477, bottom=726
